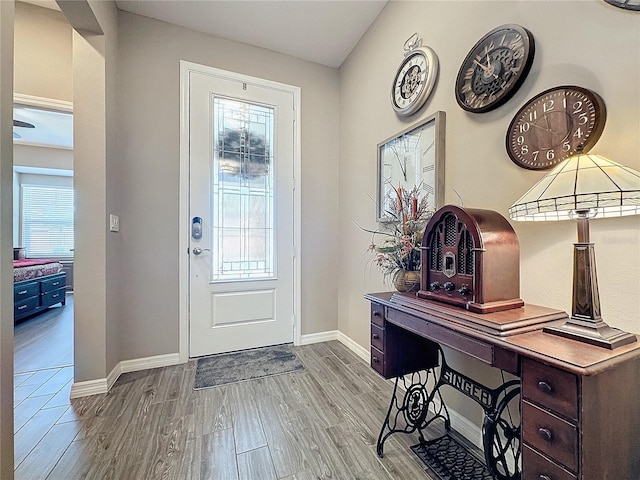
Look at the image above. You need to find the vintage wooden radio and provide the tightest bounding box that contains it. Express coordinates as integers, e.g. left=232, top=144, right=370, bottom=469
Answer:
left=418, top=205, right=524, bottom=313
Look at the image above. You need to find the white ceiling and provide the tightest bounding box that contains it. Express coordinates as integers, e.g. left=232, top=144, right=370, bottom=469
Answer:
left=13, top=106, right=73, bottom=150
left=15, top=0, right=386, bottom=150
left=115, top=0, right=387, bottom=68
left=22, top=0, right=386, bottom=68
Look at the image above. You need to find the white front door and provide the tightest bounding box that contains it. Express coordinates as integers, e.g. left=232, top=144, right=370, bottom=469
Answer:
left=188, top=69, right=295, bottom=357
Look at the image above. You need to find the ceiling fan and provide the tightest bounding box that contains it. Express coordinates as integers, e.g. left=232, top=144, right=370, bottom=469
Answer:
left=13, top=119, right=34, bottom=139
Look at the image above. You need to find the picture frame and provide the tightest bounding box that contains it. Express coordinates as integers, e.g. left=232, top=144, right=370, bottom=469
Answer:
left=377, top=111, right=445, bottom=222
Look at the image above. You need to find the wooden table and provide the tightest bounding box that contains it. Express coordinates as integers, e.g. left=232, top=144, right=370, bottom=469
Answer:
left=366, top=292, right=640, bottom=480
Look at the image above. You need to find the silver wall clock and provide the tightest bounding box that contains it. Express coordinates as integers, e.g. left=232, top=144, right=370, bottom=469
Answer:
left=391, top=33, right=439, bottom=116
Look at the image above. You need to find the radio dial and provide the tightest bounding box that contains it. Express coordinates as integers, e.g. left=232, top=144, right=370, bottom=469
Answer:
left=430, top=281, right=441, bottom=291
left=458, top=285, right=471, bottom=296
left=444, top=282, right=455, bottom=292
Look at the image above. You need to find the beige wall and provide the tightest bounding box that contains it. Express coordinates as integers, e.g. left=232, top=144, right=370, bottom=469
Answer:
left=62, top=0, right=119, bottom=382
left=14, top=2, right=72, bottom=101
left=115, top=12, right=340, bottom=360
left=339, top=0, right=640, bottom=433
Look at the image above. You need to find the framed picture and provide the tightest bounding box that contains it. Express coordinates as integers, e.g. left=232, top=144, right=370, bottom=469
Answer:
left=377, top=111, right=445, bottom=222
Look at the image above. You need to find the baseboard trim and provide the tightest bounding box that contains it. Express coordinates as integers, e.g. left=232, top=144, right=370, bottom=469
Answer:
left=336, top=331, right=369, bottom=362
left=119, top=353, right=181, bottom=374
left=447, top=407, right=483, bottom=449
left=70, top=352, right=182, bottom=399
left=299, top=330, right=339, bottom=345
left=299, top=330, right=369, bottom=362
left=70, top=377, right=109, bottom=399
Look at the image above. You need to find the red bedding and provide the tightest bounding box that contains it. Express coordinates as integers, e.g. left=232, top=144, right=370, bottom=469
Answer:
left=14, top=259, right=62, bottom=282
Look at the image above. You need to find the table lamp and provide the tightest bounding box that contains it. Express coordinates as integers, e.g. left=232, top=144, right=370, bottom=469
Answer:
left=509, top=152, right=640, bottom=349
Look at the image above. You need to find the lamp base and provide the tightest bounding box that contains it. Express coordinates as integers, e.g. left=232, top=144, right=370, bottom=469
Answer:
left=544, top=317, right=637, bottom=350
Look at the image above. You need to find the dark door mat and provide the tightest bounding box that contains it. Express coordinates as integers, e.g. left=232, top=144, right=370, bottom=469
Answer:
left=411, top=433, right=494, bottom=480
left=194, top=343, right=304, bottom=389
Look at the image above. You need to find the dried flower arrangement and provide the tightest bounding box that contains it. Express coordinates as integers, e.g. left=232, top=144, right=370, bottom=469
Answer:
left=362, top=183, right=434, bottom=287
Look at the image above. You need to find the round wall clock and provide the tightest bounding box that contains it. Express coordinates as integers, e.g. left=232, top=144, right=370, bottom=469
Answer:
left=505, top=86, right=607, bottom=170
left=604, top=0, right=640, bottom=10
left=455, top=24, right=535, bottom=113
left=391, top=34, right=439, bottom=116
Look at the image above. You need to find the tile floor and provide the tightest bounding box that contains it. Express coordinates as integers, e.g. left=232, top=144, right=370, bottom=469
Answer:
left=13, top=294, right=75, bottom=477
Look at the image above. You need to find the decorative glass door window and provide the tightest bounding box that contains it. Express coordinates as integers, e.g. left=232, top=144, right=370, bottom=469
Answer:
left=211, top=97, right=275, bottom=281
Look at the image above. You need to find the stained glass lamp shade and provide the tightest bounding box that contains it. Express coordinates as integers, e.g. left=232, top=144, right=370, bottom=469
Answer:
left=509, top=153, right=640, bottom=348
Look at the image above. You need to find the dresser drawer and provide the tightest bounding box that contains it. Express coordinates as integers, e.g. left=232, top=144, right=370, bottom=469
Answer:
left=41, top=274, right=66, bottom=293
left=14, top=281, right=39, bottom=301
left=522, top=358, right=578, bottom=421
left=15, top=296, right=39, bottom=318
left=371, top=303, right=384, bottom=327
left=371, top=323, right=384, bottom=351
left=370, top=346, right=386, bottom=377
left=523, top=445, right=576, bottom=480
left=42, top=288, right=65, bottom=306
left=523, top=401, right=578, bottom=473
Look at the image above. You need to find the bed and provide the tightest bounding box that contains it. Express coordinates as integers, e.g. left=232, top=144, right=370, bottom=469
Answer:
left=14, top=259, right=67, bottom=322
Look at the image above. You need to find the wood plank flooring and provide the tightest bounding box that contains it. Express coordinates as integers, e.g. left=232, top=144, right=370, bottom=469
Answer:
left=14, top=294, right=74, bottom=373
left=15, top=336, right=445, bottom=479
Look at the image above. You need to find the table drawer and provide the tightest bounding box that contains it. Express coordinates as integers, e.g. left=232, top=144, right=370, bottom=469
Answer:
left=523, top=445, right=576, bottom=480
left=371, top=303, right=384, bottom=327
left=370, top=346, right=385, bottom=377
left=371, top=323, right=384, bottom=351
left=522, top=358, right=578, bottom=421
left=523, top=401, right=578, bottom=473
left=15, top=296, right=39, bottom=317
left=41, top=275, right=66, bottom=293
left=14, top=282, right=39, bottom=301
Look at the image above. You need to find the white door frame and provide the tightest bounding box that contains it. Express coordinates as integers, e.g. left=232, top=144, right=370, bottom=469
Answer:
left=178, top=61, right=302, bottom=362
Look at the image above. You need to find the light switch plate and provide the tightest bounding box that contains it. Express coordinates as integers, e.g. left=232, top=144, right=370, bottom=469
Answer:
left=109, top=214, right=120, bottom=232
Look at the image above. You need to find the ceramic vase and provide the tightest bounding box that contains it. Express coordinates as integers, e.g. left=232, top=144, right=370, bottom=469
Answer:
left=394, top=270, right=420, bottom=293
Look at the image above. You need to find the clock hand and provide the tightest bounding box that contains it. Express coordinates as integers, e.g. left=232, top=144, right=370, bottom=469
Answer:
left=527, top=121, right=551, bottom=133
left=473, top=59, right=490, bottom=73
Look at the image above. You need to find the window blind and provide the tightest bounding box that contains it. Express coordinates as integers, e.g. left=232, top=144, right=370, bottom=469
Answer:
left=21, top=184, right=74, bottom=258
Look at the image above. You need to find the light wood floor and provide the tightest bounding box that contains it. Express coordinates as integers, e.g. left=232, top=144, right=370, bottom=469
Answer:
left=15, top=335, right=443, bottom=479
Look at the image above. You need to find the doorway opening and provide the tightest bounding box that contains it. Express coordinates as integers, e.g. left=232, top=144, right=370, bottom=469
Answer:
left=12, top=96, right=75, bottom=471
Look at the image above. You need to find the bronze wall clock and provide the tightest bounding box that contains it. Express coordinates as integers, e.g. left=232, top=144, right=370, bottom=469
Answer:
left=604, top=0, right=640, bottom=10
left=506, top=86, right=607, bottom=170
left=455, top=24, right=535, bottom=113
left=391, top=33, right=439, bottom=116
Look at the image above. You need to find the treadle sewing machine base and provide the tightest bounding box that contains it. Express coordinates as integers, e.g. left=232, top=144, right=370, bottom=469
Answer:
left=376, top=344, right=521, bottom=480
left=366, top=292, right=640, bottom=480
left=411, top=433, right=493, bottom=480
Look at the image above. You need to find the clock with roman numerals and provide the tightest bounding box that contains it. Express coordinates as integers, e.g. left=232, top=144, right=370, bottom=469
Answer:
left=391, top=34, right=439, bottom=116
left=455, top=24, right=535, bottom=113
left=604, top=0, right=640, bottom=10
left=505, top=86, right=607, bottom=170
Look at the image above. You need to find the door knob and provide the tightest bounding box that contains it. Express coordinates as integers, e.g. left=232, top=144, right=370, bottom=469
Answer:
left=192, top=246, right=210, bottom=255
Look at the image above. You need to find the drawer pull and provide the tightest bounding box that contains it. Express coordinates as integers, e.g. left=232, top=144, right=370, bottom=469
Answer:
left=537, top=381, right=553, bottom=394
left=17, top=290, right=27, bottom=295
left=539, top=476, right=551, bottom=480
left=372, top=333, right=379, bottom=340
left=52, top=282, right=60, bottom=286
left=372, top=356, right=380, bottom=363
left=17, top=305, right=27, bottom=310
left=372, top=311, right=381, bottom=317
left=538, top=428, right=553, bottom=442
